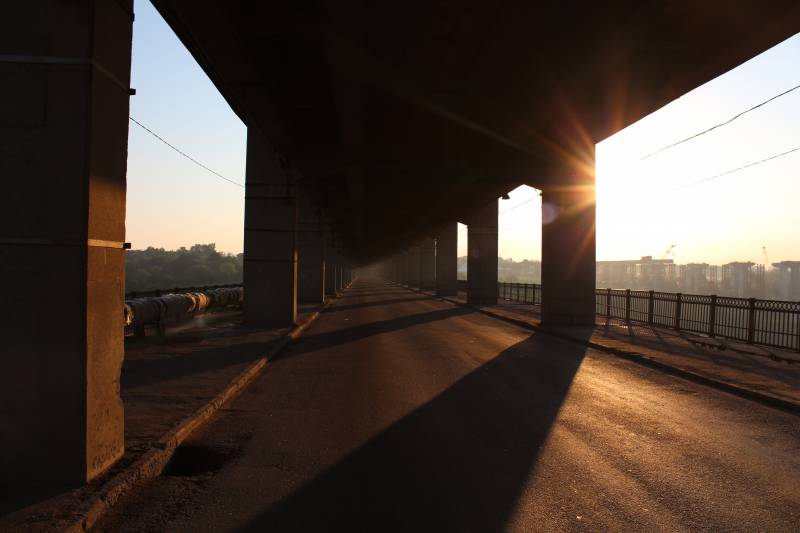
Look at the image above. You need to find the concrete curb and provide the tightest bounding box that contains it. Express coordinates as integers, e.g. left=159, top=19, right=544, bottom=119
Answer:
left=394, top=284, right=800, bottom=415
left=63, top=296, right=340, bottom=533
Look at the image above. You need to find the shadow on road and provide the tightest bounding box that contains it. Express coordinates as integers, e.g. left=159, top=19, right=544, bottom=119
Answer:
left=239, top=330, right=590, bottom=532
left=326, top=296, right=432, bottom=313
left=285, top=306, right=476, bottom=357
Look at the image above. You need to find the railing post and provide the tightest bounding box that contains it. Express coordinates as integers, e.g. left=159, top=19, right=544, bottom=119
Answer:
left=795, top=302, right=800, bottom=353
left=708, top=295, right=717, bottom=338
left=625, top=289, right=631, bottom=323
left=747, top=298, right=756, bottom=344
left=675, top=293, right=682, bottom=331
left=647, top=290, right=654, bottom=325
left=606, top=288, right=612, bottom=318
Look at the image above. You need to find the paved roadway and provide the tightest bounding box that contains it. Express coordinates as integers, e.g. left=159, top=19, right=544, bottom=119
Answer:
left=95, top=278, right=800, bottom=532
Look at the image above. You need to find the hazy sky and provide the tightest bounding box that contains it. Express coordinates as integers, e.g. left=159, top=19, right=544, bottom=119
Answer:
left=128, top=2, right=799, bottom=265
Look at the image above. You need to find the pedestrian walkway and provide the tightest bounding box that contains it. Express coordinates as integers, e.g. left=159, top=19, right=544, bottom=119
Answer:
left=447, top=291, right=800, bottom=408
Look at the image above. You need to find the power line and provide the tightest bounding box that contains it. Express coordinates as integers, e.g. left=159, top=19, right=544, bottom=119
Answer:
left=499, top=195, right=538, bottom=215
left=641, top=82, right=800, bottom=160
left=671, top=145, right=800, bottom=191
left=129, top=116, right=244, bottom=188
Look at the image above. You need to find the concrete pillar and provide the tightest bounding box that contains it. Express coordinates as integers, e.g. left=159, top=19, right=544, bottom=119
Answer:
left=541, top=178, right=596, bottom=325
left=243, top=126, right=298, bottom=327
left=325, top=237, right=337, bottom=297
left=467, top=200, right=499, bottom=305
left=401, top=250, right=410, bottom=285
left=408, top=246, right=422, bottom=289
left=297, top=198, right=325, bottom=304
left=420, top=238, right=436, bottom=290
left=0, top=0, right=132, bottom=485
left=435, top=223, right=458, bottom=296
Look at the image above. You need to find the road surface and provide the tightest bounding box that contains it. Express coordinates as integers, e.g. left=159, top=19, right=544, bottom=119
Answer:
left=95, top=278, right=800, bottom=532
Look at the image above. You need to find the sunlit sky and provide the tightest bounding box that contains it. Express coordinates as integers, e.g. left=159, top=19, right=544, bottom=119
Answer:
left=128, top=1, right=799, bottom=265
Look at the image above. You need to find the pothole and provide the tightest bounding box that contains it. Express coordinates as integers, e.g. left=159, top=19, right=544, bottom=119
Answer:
left=164, top=444, right=237, bottom=477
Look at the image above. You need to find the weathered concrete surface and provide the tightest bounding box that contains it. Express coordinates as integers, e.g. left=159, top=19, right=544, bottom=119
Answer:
left=91, top=279, right=800, bottom=532
left=297, top=198, right=325, bottom=304
left=467, top=200, right=498, bottom=305
left=541, top=171, right=596, bottom=325
left=243, top=126, right=298, bottom=327
left=419, top=237, right=436, bottom=290
left=434, top=223, right=458, bottom=296
left=0, top=0, right=132, bottom=485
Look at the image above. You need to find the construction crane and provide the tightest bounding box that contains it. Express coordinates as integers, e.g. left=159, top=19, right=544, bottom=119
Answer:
left=660, top=244, right=677, bottom=260
left=762, top=246, right=771, bottom=269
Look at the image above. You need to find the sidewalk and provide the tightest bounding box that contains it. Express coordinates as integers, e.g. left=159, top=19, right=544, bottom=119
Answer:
left=0, top=305, right=322, bottom=532
left=443, top=291, right=800, bottom=410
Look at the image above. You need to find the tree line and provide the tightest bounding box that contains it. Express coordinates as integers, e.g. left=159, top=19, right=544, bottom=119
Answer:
left=126, top=244, right=243, bottom=293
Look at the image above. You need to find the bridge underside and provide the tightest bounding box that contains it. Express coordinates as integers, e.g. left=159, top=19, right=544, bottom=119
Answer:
left=153, top=0, right=800, bottom=261
left=2, top=0, right=799, bottom=488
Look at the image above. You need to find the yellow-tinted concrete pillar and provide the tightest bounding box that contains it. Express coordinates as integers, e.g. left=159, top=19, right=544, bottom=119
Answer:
left=0, top=0, right=132, bottom=484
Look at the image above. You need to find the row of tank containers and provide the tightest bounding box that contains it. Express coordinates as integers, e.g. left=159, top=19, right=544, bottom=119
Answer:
left=124, top=287, right=244, bottom=336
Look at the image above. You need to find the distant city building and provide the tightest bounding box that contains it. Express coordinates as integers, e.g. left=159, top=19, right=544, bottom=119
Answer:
left=721, top=262, right=765, bottom=298
left=456, top=254, right=799, bottom=300
left=772, top=261, right=800, bottom=301
left=596, top=256, right=675, bottom=291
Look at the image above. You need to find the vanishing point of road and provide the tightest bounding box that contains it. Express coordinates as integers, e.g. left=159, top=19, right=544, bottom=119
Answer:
left=96, top=278, right=800, bottom=532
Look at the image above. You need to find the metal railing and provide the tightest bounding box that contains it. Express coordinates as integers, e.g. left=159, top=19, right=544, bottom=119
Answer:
left=492, top=282, right=800, bottom=352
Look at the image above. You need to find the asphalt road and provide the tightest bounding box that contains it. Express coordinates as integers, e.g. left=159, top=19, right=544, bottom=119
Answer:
left=95, top=278, right=800, bottom=532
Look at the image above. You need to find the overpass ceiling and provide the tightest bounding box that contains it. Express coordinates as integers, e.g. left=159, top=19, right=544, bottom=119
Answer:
left=151, top=0, right=800, bottom=263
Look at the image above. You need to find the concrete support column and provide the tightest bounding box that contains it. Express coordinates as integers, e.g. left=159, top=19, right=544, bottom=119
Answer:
left=297, top=198, right=325, bottom=304
left=420, top=238, right=436, bottom=290
left=435, top=223, right=458, bottom=296
left=467, top=200, right=499, bottom=305
left=325, top=235, right=337, bottom=297
left=541, top=179, right=596, bottom=325
left=243, top=126, right=298, bottom=327
left=408, top=246, right=422, bottom=289
left=0, top=0, right=132, bottom=485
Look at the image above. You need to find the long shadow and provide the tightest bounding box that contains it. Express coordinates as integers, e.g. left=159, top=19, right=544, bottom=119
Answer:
left=336, top=290, right=411, bottom=298
left=285, top=306, right=475, bottom=357
left=238, top=331, right=590, bottom=532
left=326, top=296, right=431, bottom=313
left=122, top=338, right=279, bottom=389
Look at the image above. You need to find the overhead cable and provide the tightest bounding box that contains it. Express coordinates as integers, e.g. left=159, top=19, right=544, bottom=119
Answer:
left=641, top=82, right=800, bottom=160
left=129, top=116, right=244, bottom=188
left=671, top=145, right=800, bottom=191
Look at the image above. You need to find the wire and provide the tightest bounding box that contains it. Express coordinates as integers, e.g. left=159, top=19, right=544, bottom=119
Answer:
left=499, top=195, right=538, bottom=215
left=129, top=116, right=244, bottom=188
left=671, top=145, right=800, bottom=191
left=641, top=82, right=800, bottom=160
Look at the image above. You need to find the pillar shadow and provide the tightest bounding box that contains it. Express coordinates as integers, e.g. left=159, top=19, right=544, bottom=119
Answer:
left=284, top=306, right=476, bottom=357
left=326, top=296, right=431, bottom=313
left=238, top=331, right=589, bottom=532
